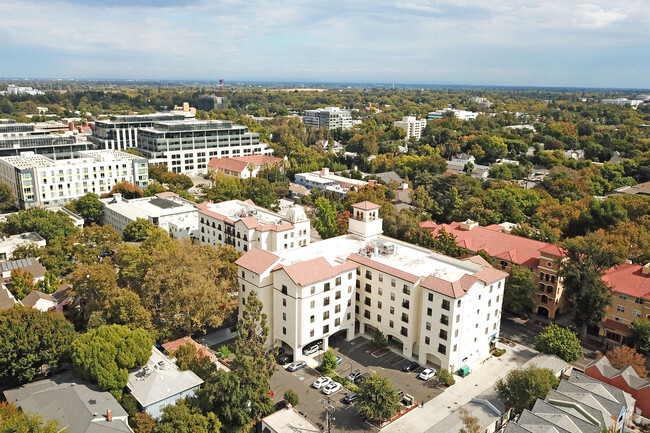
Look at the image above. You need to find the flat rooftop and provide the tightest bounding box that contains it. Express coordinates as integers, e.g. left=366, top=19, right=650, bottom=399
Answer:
left=261, top=407, right=320, bottom=433
left=103, top=195, right=197, bottom=220
left=200, top=200, right=290, bottom=227
left=0, top=150, right=143, bottom=169
left=0, top=232, right=46, bottom=248
left=277, top=234, right=482, bottom=283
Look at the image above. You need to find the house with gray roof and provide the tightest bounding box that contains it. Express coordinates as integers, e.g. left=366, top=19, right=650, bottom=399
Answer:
left=3, top=371, right=132, bottom=433
left=126, top=346, right=203, bottom=420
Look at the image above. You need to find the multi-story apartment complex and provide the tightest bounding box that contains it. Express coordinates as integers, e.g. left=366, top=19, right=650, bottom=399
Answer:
left=428, top=108, right=479, bottom=121
left=422, top=220, right=567, bottom=319
left=599, top=263, right=650, bottom=344
left=90, top=113, right=187, bottom=150
left=303, top=107, right=352, bottom=130
left=393, top=116, right=427, bottom=141
left=101, top=192, right=199, bottom=239
left=0, top=150, right=148, bottom=209
left=235, top=202, right=508, bottom=373
left=0, top=120, right=91, bottom=159
left=197, top=200, right=310, bottom=254
left=136, top=120, right=272, bottom=176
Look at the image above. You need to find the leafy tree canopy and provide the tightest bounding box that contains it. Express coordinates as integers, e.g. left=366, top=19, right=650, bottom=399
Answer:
left=356, top=374, right=401, bottom=422
left=503, top=266, right=537, bottom=314
left=123, top=218, right=156, bottom=242
left=626, top=319, right=650, bottom=353
left=604, top=345, right=648, bottom=379
left=495, top=366, right=559, bottom=413
left=534, top=324, right=583, bottom=362
left=1, top=207, right=78, bottom=241
left=0, top=183, right=17, bottom=212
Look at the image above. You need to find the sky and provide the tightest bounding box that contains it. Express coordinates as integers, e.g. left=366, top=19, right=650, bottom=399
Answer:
left=0, top=0, right=648, bottom=88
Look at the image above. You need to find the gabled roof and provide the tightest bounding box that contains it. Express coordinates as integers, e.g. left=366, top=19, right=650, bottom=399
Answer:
left=0, top=284, right=19, bottom=310
left=352, top=201, right=381, bottom=211
left=235, top=247, right=280, bottom=275
left=601, top=263, right=650, bottom=299
left=585, top=356, right=650, bottom=391
left=420, top=274, right=477, bottom=298
left=161, top=336, right=230, bottom=372
left=208, top=155, right=282, bottom=173
left=277, top=257, right=357, bottom=286
left=423, top=221, right=564, bottom=268
left=4, top=371, right=131, bottom=433
left=21, top=290, right=56, bottom=308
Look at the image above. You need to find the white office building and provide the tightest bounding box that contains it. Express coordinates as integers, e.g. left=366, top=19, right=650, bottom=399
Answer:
left=90, top=113, right=187, bottom=150
left=428, top=108, right=479, bottom=121
left=0, top=150, right=149, bottom=209
left=393, top=116, right=427, bottom=141
left=0, top=233, right=46, bottom=262
left=197, top=200, right=311, bottom=253
left=136, top=120, right=272, bottom=176
left=294, top=167, right=368, bottom=197
left=601, top=98, right=644, bottom=107
left=469, top=97, right=493, bottom=108
left=235, top=201, right=508, bottom=373
left=0, top=120, right=92, bottom=159
left=101, top=192, right=199, bottom=239
left=303, top=107, right=353, bottom=130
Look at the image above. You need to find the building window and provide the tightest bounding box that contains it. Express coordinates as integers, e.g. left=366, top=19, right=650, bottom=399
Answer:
left=365, top=284, right=371, bottom=293
left=355, top=293, right=360, bottom=302
left=402, top=300, right=410, bottom=309
left=378, top=274, right=383, bottom=282
left=323, top=311, right=330, bottom=320
left=242, top=284, right=246, bottom=292
left=241, top=271, right=246, bottom=278
left=403, top=285, right=410, bottom=295
left=633, top=310, right=641, bottom=318
left=281, top=285, right=288, bottom=295
left=635, top=297, right=643, bottom=305
left=427, top=308, right=432, bottom=316
left=389, top=320, right=394, bottom=328
left=324, top=282, right=331, bottom=291
left=282, top=299, right=286, bottom=307
left=364, top=297, right=371, bottom=306
left=438, top=344, right=446, bottom=355
left=310, top=315, right=315, bottom=323
left=453, top=345, right=457, bottom=352
left=390, top=293, right=395, bottom=301
left=283, top=327, right=286, bottom=335
left=441, top=299, right=450, bottom=310
left=348, top=272, right=353, bottom=280
left=401, top=313, right=409, bottom=323
left=364, top=310, right=370, bottom=319
left=390, top=306, right=395, bottom=314
left=488, top=300, right=492, bottom=307
left=323, top=325, right=329, bottom=334
left=425, top=336, right=430, bottom=345
left=335, top=318, right=340, bottom=326
left=400, top=327, right=408, bottom=337
left=440, top=314, right=449, bottom=325
left=311, top=286, right=316, bottom=294
left=335, top=305, right=341, bottom=313
left=377, top=315, right=382, bottom=322
left=365, top=270, right=372, bottom=279
left=336, top=277, right=341, bottom=286
left=335, top=290, right=341, bottom=300
left=454, top=329, right=459, bottom=337
left=428, top=293, right=434, bottom=302
left=324, top=297, right=330, bottom=306
left=391, top=279, right=396, bottom=287
left=439, top=329, right=447, bottom=340
left=457, top=300, right=461, bottom=307
left=282, top=313, right=286, bottom=321
left=378, top=301, right=382, bottom=309
left=310, top=330, right=315, bottom=337
left=310, top=301, right=315, bottom=309
left=426, top=322, right=431, bottom=331
left=456, top=315, right=460, bottom=323
left=617, top=305, right=625, bottom=313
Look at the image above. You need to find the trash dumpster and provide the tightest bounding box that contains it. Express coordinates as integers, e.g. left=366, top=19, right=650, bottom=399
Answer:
left=458, top=365, right=470, bottom=377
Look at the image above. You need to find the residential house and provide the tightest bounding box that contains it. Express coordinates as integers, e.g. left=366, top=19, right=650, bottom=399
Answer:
left=422, top=220, right=567, bottom=319
left=4, top=371, right=133, bottom=433
left=126, top=346, right=203, bottom=420
left=21, top=290, right=57, bottom=312
left=260, top=406, right=321, bottom=433
left=0, top=284, right=19, bottom=311
left=585, top=355, right=650, bottom=417
left=599, top=263, right=650, bottom=344
left=161, top=336, right=230, bottom=372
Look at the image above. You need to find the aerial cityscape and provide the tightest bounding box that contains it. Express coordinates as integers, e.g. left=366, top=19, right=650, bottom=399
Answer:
left=0, top=1, right=649, bottom=433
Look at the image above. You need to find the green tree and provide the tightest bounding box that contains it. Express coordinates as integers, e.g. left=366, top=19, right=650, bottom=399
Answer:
left=534, top=324, right=583, bottom=362
left=69, top=262, right=120, bottom=327
left=0, top=307, right=76, bottom=386
left=561, top=235, right=625, bottom=338
left=626, top=319, right=650, bottom=353
left=356, top=374, right=401, bottom=422
left=230, top=291, right=275, bottom=422
left=284, top=390, right=299, bottom=407
left=70, top=192, right=103, bottom=222
left=104, top=288, right=152, bottom=330
left=108, top=181, right=144, bottom=199
left=154, top=400, right=221, bottom=433
left=123, top=218, right=156, bottom=242
left=2, top=207, right=78, bottom=241
left=0, top=183, right=17, bottom=212
left=437, top=369, right=455, bottom=386
left=143, top=181, right=167, bottom=197
left=495, top=366, right=559, bottom=413
left=319, top=348, right=338, bottom=374
left=35, top=271, right=60, bottom=294
left=0, top=402, right=60, bottom=432
left=503, top=266, right=537, bottom=314
left=170, top=341, right=218, bottom=381
left=196, top=370, right=251, bottom=432
left=371, top=329, right=389, bottom=351
left=9, top=269, right=34, bottom=300
left=313, top=197, right=339, bottom=239
left=71, top=325, right=153, bottom=397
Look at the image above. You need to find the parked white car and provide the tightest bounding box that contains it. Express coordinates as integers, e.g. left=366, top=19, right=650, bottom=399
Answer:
left=322, top=382, right=342, bottom=395
left=418, top=368, right=437, bottom=380
left=312, top=377, right=333, bottom=389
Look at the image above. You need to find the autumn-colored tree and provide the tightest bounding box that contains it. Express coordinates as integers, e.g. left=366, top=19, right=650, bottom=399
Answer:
left=335, top=210, right=350, bottom=235
left=9, top=269, right=34, bottom=300
left=69, top=262, right=120, bottom=326
left=108, top=181, right=143, bottom=199
left=604, top=345, right=648, bottom=379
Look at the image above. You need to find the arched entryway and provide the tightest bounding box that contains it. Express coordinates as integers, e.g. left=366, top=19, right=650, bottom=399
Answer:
left=537, top=306, right=550, bottom=317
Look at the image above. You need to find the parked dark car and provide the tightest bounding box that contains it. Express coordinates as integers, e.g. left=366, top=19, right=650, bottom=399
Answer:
left=401, top=362, right=420, bottom=372
left=277, top=354, right=293, bottom=365
left=355, top=372, right=371, bottom=384
left=274, top=400, right=287, bottom=412
left=342, top=393, right=357, bottom=405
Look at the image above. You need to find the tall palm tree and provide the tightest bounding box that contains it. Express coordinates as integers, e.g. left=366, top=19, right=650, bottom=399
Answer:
left=262, top=161, right=272, bottom=181
left=246, top=162, right=256, bottom=184
left=282, top=159, right=291, bottom=181
left=207, top=169, right=218, bottom=187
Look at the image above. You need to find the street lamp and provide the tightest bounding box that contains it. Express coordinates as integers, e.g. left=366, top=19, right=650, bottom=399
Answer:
left=349, top=360, right=353, bottom=376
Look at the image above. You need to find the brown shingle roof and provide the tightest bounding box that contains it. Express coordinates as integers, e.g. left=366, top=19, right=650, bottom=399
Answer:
left=21, top=290, right=56, bottom=308
left=235, top=247, right=279, bottom=275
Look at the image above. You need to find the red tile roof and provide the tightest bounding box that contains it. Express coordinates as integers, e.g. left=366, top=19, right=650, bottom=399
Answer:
left=352, top=201, right=381, bottom=211
left=346, top=253, right=420, bottom=284
left=602, top=263, right=650, bottom=299
left=235, top=247, right=279, bottom=275
left=601, top=319, right=630, bottom=333
left=473, top=267, right=509, bottom=285
left=208, top=155, right=282, bottom=174
left=161, top=336, right=230, bottom=371
left=278, top=258, right=358, bottom=286
left=422, top=221, right=564, bottom=269
left=421, top=274, right=477, bottom=298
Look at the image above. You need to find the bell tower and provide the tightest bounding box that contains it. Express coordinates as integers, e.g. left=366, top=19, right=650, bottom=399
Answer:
left=348, top=201, right=383, bottom=239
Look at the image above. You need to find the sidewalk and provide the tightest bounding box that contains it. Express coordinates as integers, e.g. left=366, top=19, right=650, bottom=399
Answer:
left=381, top=343, right=537, bottom=433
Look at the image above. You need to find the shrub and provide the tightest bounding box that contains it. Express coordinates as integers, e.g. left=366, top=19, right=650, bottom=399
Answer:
left=491, top=348, right=506, bottom=357
left=437, top=369, right=455, bottom=386
left=284, top=389, right=299, bottom=406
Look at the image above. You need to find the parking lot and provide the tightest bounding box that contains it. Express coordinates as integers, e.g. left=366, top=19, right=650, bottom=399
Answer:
left=270, top=335, right=444, bottom=432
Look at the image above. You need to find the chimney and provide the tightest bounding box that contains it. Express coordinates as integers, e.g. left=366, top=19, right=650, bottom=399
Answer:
left=321, top=167, right=329, bottom=176
left=107, top=408, right=112, bottom=421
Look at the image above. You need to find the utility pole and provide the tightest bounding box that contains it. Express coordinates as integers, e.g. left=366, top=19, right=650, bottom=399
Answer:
left=320, top=397, right=335, bottom=433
